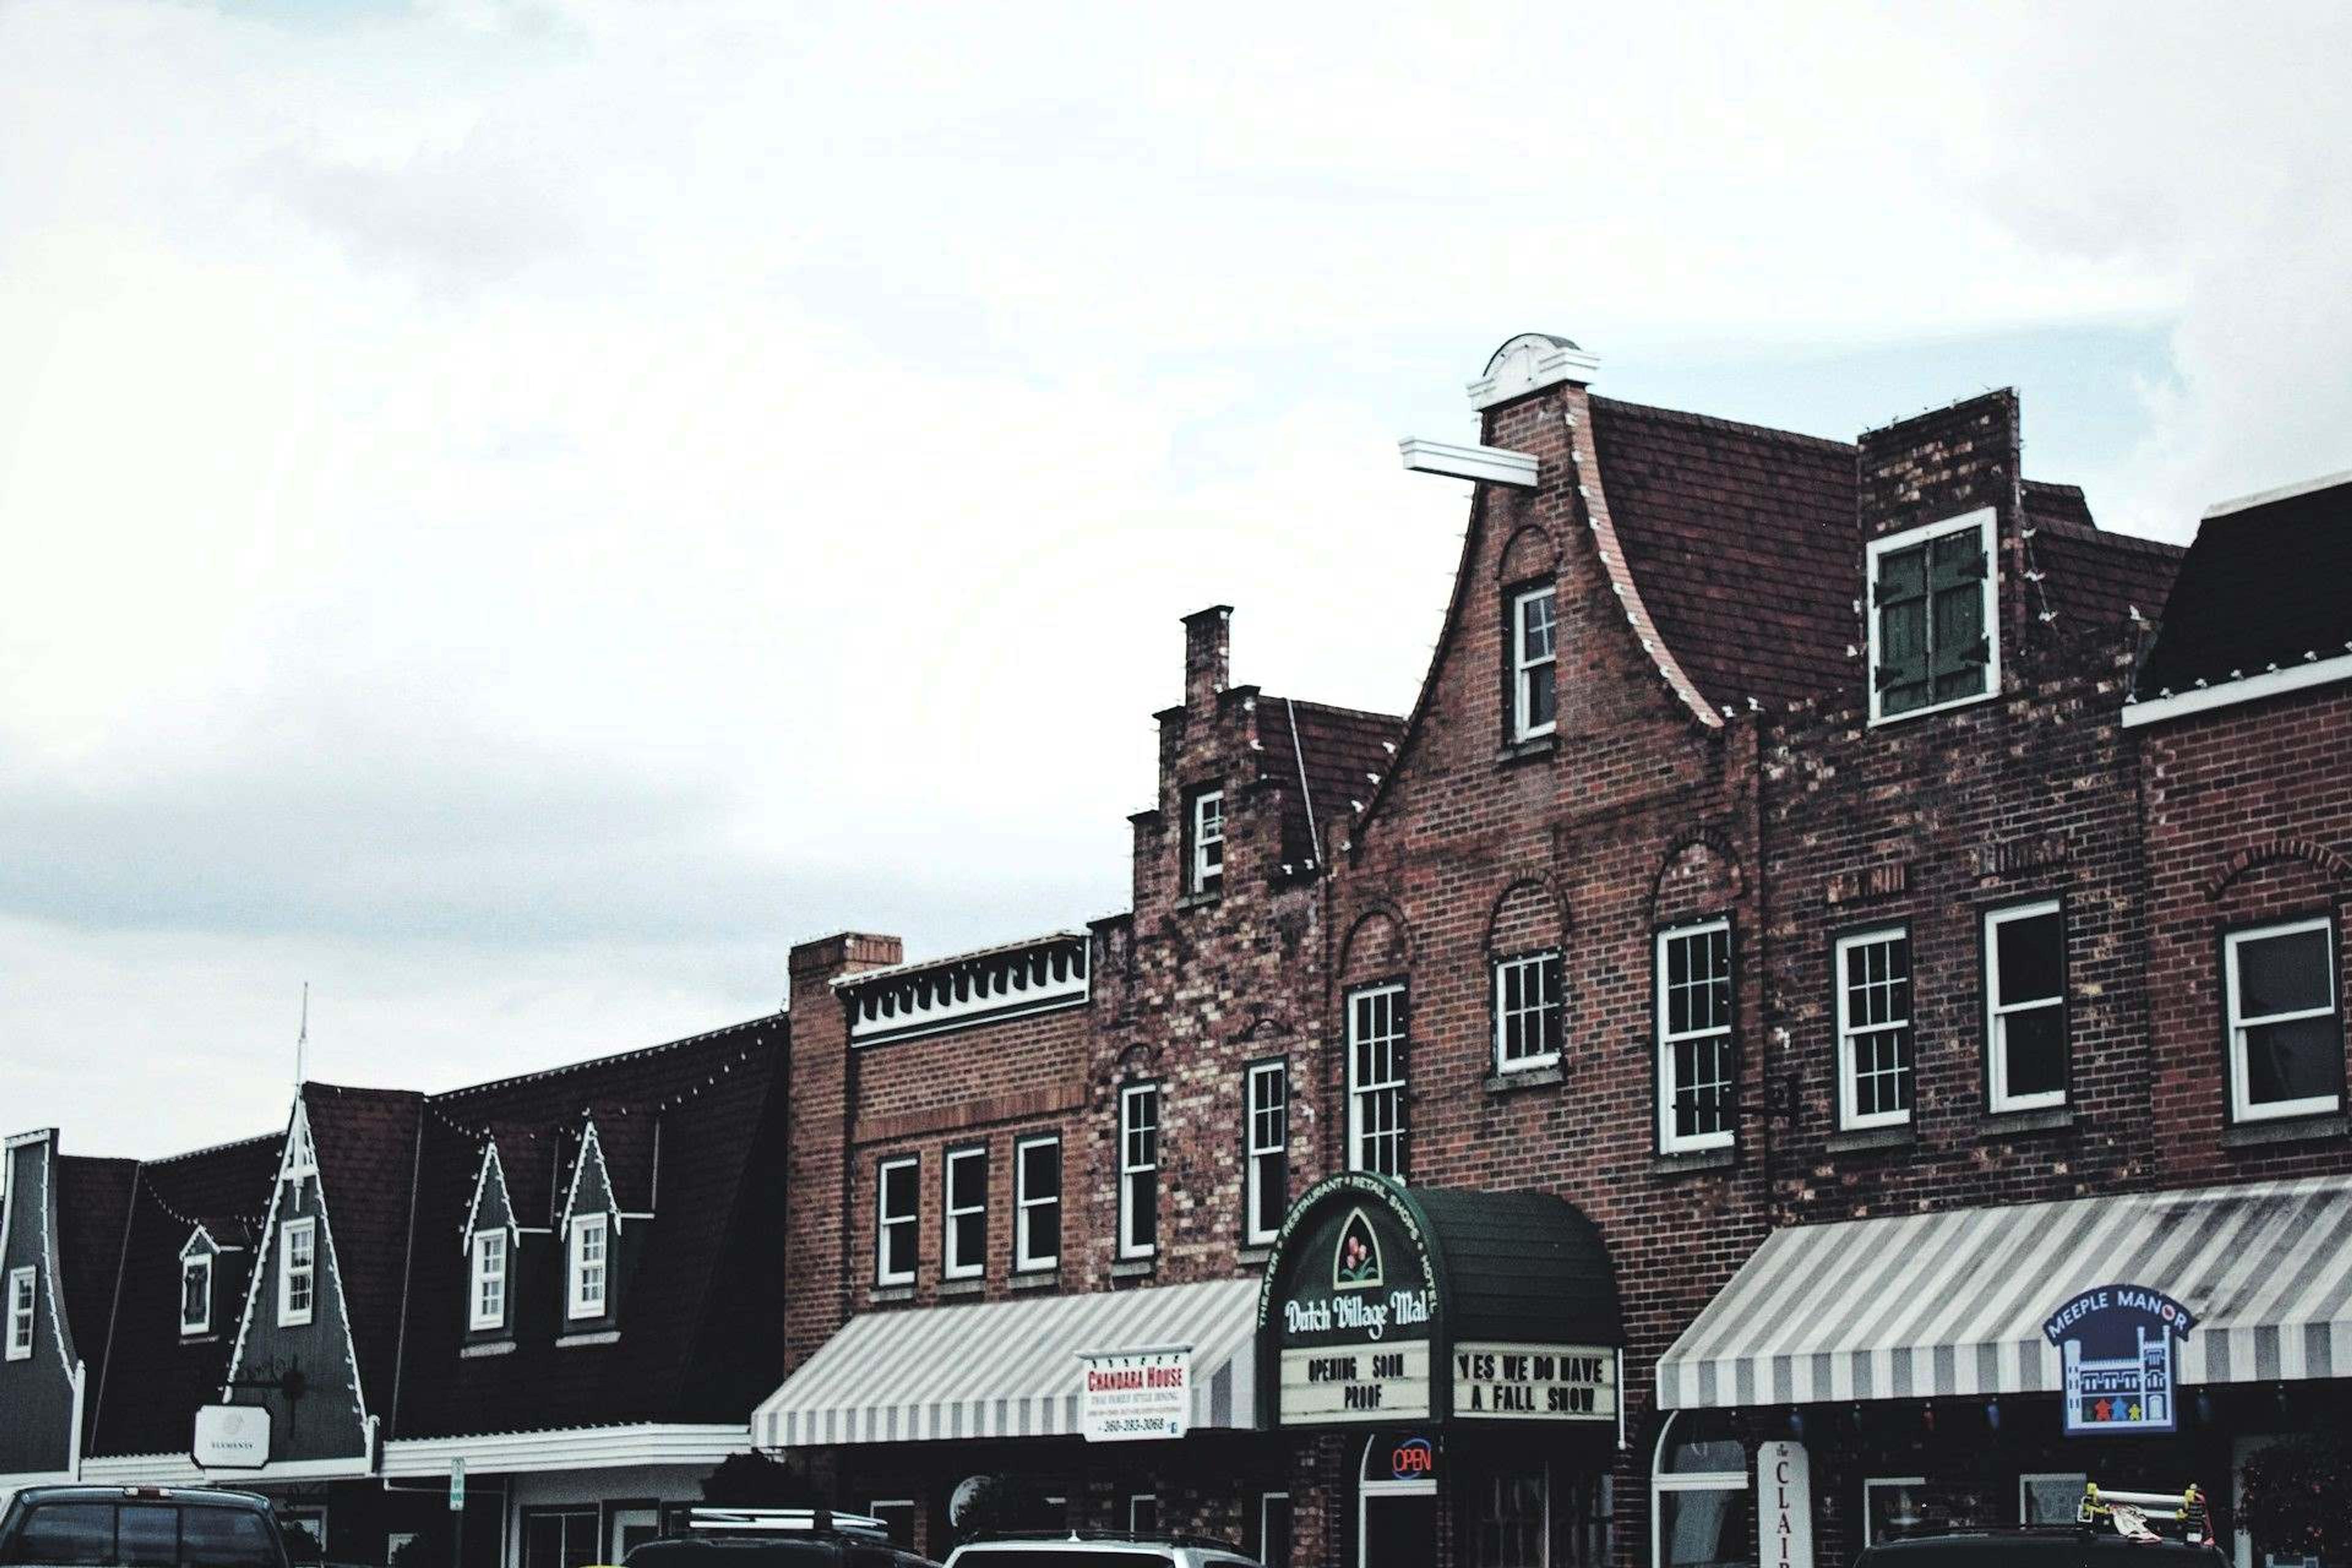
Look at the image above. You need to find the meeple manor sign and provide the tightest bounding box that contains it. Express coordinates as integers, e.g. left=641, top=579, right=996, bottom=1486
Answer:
left=1258, top=1173, right=1621, bottom=1430
left=2044, top=1281, right=2195, bottom=1436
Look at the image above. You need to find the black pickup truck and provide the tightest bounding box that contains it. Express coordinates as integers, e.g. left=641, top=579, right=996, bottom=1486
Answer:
left=0, top=1487, right=290, bottom=1568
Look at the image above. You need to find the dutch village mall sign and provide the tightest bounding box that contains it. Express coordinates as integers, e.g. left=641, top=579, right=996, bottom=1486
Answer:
left=1257, top=1172, right=1621, bottom=1430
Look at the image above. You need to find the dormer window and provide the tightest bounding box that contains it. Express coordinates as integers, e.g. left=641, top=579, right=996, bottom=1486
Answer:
left=567, top=1215, right=608, bottom=1319
left=180, top=1252, right=213, bottom=1338
left=1868, top=508, right=1997, bottom=723
left=470, top=1231, right=509, bottom=1332
left=1186, top=786, right=1224, bottom=895
left=1510, top=586, right=1558, bottom=741
left=277, top=1218, right=315, bottom=1328
left=6, top=1266, right=33, bottom=1360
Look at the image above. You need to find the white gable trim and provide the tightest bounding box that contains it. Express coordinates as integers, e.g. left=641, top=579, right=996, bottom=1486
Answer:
left=2122, top=650, right=2352, bottom=728
left=459, top=1143, right=519, bottom=1254
left=557, top=1120, right=619, bottom=1235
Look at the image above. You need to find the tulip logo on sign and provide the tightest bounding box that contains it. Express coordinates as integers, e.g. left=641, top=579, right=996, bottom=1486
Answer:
left=1333, top=1209, right=1384, bottom=1291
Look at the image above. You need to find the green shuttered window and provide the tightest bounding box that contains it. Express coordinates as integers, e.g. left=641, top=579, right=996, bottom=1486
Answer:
left=1870, top=510, right=1994, bottom=721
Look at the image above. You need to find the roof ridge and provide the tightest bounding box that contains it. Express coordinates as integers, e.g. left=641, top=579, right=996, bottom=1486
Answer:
left=143, top=1132, right=281, bottom=1166
left=434, top=1013, right=777, bottom=1102
left=1588, top=393, right=1855, bottom=457
left=2037, top=518, right=2187, bottom=557
left=1262, top=695, right=1408, bottom=726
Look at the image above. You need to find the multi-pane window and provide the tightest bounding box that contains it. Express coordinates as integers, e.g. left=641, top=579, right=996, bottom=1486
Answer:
left=1836, top=928, right=1913, bottom=1129
left=1470, top=1468, right=1548, bottom=1568
left=522, top=1509, right=600, bottom=1568
left=1348, top=983, right=1409, bottom=1178
left=1188, top=787, right=1225, bottom=895
left=1245, top=1061, right=1289, bottom=1246
left=1014, top=1136, right=1060, bottom=1272
left=1512, top=586, right=1558, bottom=741
left=6, top=1266, right=33, bottom=1360
left=1869, top=509, right=1996, bottom=722
left=876, top=1156, right=919, bottom=1286
left=180, top=1253, right=213, bottom=1338
left=1493, top=951, right=1563, bottom=1071
left=1658, top=919, right=1735, bottom=1152
left=278, top=1218, right=316, bottom=1327
left=2019, top=1474, right=2087, bottom=1526
left=943, top=1146, right=987, bottom=1280
left=1985, top=901, right=2067, bottom=1112
left=470, top=1230, right=508, bottom=1331
left=567, top=1215, right=608, bottom=1319
left=1119, top=1084, right=1160, bottom=1259
left=2225, top=917, right=2342, bottom=1123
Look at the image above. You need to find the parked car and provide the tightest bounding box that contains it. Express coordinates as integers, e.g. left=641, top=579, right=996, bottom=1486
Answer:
left=941, top=1534, right=1261, bottom=1568
left=621, top=1510, right=935, bottom=1568
left=0, top=1486, right=290, bottom=1568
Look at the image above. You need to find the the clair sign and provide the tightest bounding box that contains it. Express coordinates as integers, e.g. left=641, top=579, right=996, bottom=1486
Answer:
left=1757, top=1440, right=1813, bottom=1568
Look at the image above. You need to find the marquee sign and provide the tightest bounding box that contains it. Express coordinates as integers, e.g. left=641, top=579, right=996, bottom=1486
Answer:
left=2043, top=1283, right=2195, bottom=1436
left=1262, top=1176, right=1439, bottom=1428
left=1450, top=1341, right=1616, bottom=1422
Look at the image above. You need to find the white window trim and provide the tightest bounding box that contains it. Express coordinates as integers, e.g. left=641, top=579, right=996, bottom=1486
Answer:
left=1649, top=1414, right=1748, bottom=1568
left=1512, top=585, right=1559, bottom=742
left=1127, top=1495, right=1158, bottom=1534
left=1346, top=982, right=1408, bottom=1177
left=1245, top=1061, right=1289, bottom=1246
left=1985, top=900, right=2067, bottom=1114
left=1190, top=788, right=1225, bottom=894
left=2018, top=1471, right=2087, bottom=1525
left=277, top=1217, right=316, bottom=1329
left=1657, top=918, right=1736, bottom=1154
left=1492, top=950, right=1563, bottom=1074
left=180, top=1253, right=213, bottom=1338
left=2225, top=915, right=2342, bottom=1123
left=566, top=1213, right=608, bottom=1320
left=1836, top=925, right=1914, bottom=1131
left=5, top=1265, right=33, bottom=1360
left=1012, top=1136, right=1059, bottom=1273
left=1864, top=1476, right=1927, bottom=1545
left=469, top=1229, right=509, bottom=1332
left=1259, top=1491, right=1290, bottom=1566
left=1865, top=506, right=2000, bottom=727
left=1118, top=1083, right=1159, bottom=1261
left=942, top=1146, right=987, bottom=1281
left=875, top=1155, right=918, bottom=1287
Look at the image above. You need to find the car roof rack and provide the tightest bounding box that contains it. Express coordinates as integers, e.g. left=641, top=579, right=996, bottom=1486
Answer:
left=2079, top=1483, right=2211, bottom=1546
left=963, top=1529, right=1246, bottom=1551
left=684, top=1508, right=889, bottom=1542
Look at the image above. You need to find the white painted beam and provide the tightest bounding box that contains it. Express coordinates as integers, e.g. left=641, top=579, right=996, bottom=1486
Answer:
left=1398, top=438, right=1540, bottom=488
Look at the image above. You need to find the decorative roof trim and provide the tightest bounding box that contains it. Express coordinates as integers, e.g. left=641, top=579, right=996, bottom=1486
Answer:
left=380, top=1422, right=747, bottom=1475
left=1468, top=332, right=1600, bottom=410
left=557, top=1120, right=616, bottom=1235
left=2203, top=467, right=2352, bottom=520
left=461, top=1143, right=518, bottom=1254
left=2123, top=650, right=2352, bottom=728
left=1398, top=438, right=1540, bottom=488
left=433, top=1014, right=775, bottom=1104
left=842, top=932, right=1091, bottom=1046
left=1569, top=405, right=1724, bottom=731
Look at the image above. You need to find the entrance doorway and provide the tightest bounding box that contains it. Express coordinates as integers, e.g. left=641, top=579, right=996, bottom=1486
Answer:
left=1360, top=1433, right=1438, bottom=1568
left=608, top=1509, right=661, bottom=1564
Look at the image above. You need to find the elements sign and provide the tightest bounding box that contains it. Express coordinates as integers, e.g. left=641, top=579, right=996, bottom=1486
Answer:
left=192, top=1404, right=271, bottom=1469
left=2044, top=1282, right=2195, bottom=1436
left=1079, top=1347, right=1192, bottom=1442
left=1450, top=1341, right=1616, bottom=1422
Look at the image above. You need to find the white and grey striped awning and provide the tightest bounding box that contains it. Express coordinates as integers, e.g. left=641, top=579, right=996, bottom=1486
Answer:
left=1659, top=1175, right=2352, bottom=1410
left=753, top=1278, right=1259, bottom=1449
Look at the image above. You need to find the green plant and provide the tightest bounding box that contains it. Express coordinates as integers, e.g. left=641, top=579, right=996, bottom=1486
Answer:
left=2239, top=1432, right=2352, bottom=1558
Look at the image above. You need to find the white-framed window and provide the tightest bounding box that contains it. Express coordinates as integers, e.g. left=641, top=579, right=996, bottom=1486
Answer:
left=277, top=1217, right=316, bottom=1328
left=943, top=1145, right=987, bottom=1280
left=1651, top=1412, right=1749, bottom=1568
left=1659, top=919, right=1735, bottom=1153
left=1493, top=950, right=1563, bottom=1072
left=1118, top=1084, right=1160, bottom=1260
left=1348, top=982, right=1408, bottom=1177
left=1188, top=787, right=1225, bottom=895
left=1512, top=586, right=1559, bottom=742
left=1836, top=927, right=1913, bottom=1130
left=2225, top=915, right=2343, bottom=1123
left=180, top=1253, right=213, bottom=1338
left=1258, top=1492, right=1292, bottom=1568
left=470, top=1229, right=509, bottom=1331
left=1128, top=1496, right=1159, bottom=1535
left=2019, top=1472, right=2086, bottom=1525
left=1245, top=1061, right=1289, bottom=1246
left=876, top=1155, right=919, bottom=1286
left=1013, top=1136, right=1060, bottom=1272
left=567, top=1213, right=607, bottom=1319
left=1867, top=507, right=1998, bottom=725
left=6, top=1266, right=34, bottom=1360
left=1864, top=1477, right=1927, bottom=1545
left=1985, top=900, right=2067, bottom=1112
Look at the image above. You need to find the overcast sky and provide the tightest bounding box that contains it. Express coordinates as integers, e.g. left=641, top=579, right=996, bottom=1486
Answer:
left=3, top=0, right=2346, bottom=1160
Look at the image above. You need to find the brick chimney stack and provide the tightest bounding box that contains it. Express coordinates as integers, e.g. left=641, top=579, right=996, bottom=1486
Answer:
left=1183, top=605, right=1232, bottom=714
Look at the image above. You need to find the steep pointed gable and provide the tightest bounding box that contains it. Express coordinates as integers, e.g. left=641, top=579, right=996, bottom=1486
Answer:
left=461, top=1142, right=518, bottom=1251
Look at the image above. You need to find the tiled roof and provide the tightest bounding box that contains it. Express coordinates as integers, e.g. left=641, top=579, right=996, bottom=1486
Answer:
left=88, top=1135, right=280, bottom=1458
left=391, top=1016, right=785, bottom=1440
left=1254, top=697, right=1406, bottom=870
left=303, top=1084, right=424, bottom=1424
left=2132, top=475, right=2352, bottom=701
left=53, top=1155, right=138, bottom=1373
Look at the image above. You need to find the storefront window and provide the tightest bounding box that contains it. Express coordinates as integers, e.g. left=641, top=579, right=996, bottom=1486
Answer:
left=2018, top=1473, right=2084, bottom=1525
left=1652, top=1414, right=1749, bottom=1568
left=1469, top=1466, right=1547, bottom=1567
left=1864, top=1478, right=1926, bottom=1544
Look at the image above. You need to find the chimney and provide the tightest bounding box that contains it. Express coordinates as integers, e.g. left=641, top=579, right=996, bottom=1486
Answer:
left=1183, top=605, right=1233, bottom=714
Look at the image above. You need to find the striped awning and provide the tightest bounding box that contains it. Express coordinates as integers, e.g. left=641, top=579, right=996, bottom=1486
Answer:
left=1658, top=1175, right=2352, bottom=1410
left=753, top=1278, right=1259, bottom=1449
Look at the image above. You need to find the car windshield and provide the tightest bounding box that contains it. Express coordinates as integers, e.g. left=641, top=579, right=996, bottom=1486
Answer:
left=4, top=1504, right=279, bottom=1568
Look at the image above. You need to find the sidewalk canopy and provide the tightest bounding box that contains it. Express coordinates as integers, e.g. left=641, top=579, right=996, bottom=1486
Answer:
left=1657, top=1175, right=2352, bottom=1410
left=754, top=1278, right=1259, bottom=1449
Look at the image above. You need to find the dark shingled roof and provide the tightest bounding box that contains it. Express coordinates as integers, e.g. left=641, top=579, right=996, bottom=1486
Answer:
left=53, top=1156, right=138, bottom=1373
left=1411, top=1185, right=1621, bottom=1349
left=302, top=1085, right=423, bottom=1425
left=89, top=1135, right=281, bottom=1458
left=1253, top=697, right=1406, bottom=871
left=2133, top=475, right=2352, bottom=701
